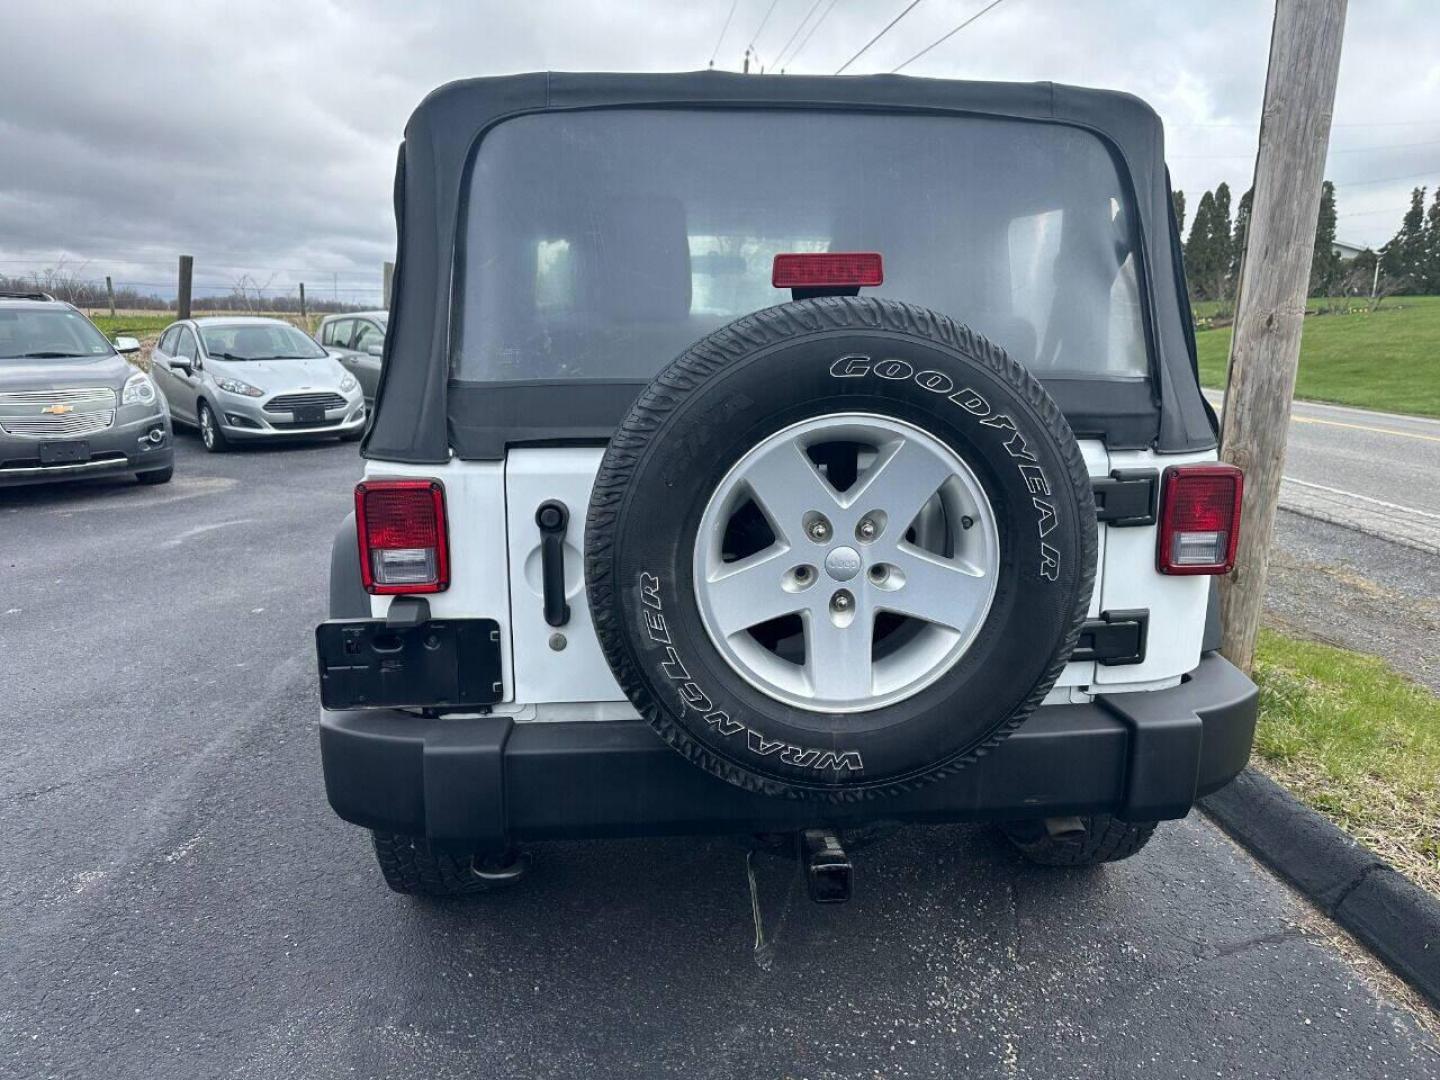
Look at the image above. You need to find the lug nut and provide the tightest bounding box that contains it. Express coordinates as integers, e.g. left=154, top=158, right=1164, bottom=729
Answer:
left=831, top=591, right=851, bottom=611
left=808, top=519, right=831, bottom=542
left=857, top=518, right=877, bottom=540
left=795, top=566, right=812, bottom=583
left=868, top=564, right=888, bottom=584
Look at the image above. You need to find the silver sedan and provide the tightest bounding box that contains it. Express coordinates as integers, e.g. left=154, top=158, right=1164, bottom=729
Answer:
left=150, top=317, right=365, bottom=452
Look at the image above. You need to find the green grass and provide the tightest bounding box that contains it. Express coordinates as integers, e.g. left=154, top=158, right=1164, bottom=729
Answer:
left=86, top=313, right=175, bottom=338
left=1195, top=296, right=1440, bottom=418
left=1251, top=629, right=1440, bottom=893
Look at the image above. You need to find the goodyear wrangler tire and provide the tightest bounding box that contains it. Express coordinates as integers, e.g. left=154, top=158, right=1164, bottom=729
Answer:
left=586, top=297, right=1096, bottom=800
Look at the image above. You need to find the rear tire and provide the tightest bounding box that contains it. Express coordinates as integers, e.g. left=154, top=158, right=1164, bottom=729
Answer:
left=1000, top=815, right=1158, bottom=866
left=136, top=465, right=173, bottom=485
left=370, top=831, right=525, bottom=897
left=198, top=401, right=228, bottom=453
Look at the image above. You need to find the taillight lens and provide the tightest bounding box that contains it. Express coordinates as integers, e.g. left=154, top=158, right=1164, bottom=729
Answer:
left=1157, top=464, right=1243, bottom=575
left=355, top=479, right=449, bottom=594
left=772, top=251, right=884, bottom=289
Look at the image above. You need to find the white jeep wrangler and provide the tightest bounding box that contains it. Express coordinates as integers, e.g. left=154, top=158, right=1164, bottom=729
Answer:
left=316, top=72, right=1257, bottom=900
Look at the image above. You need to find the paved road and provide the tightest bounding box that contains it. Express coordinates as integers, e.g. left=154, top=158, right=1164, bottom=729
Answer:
left=1206, top=393, right=1440, bottom=554
left=2, top=432, right=1438, bottom=1079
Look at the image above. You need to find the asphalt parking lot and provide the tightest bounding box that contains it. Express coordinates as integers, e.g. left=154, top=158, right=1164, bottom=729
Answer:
left=2, top=432, right=1438, bottom=1079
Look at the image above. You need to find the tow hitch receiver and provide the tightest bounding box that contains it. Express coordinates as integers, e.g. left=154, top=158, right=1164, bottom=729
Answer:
left=801, top=829, right=853, bottom=904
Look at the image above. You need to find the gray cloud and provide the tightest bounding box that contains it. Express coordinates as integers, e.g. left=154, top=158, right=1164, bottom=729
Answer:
left=1, top=0, right=1435, bottom=299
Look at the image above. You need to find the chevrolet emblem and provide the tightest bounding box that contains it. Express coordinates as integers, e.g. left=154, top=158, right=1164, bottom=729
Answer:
left=41, top=403, right=74, bottom=415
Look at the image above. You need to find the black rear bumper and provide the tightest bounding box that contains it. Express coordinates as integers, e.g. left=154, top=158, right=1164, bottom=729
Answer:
left=320, top=652, right=1257, bottom=852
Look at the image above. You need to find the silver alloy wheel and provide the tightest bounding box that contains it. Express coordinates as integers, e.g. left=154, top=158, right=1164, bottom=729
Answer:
left=200, top=404, right=215, bottom=449
left=693, top=413, right=1000, bottom=713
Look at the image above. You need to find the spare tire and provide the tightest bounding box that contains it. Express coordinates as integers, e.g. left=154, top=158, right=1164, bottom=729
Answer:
left=586, top=297, right=1096, bottom=800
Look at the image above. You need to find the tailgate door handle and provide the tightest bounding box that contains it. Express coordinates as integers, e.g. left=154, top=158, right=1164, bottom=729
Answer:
left=535, top=501, right=571, bottom=628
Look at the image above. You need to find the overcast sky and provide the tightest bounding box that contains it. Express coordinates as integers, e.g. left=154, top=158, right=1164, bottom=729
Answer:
left=1, top=0, right=1435, bottom=302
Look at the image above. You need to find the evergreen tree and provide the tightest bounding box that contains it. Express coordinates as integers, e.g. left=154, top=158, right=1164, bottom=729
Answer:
left=1231, top=187, right=1254, bottom=293
left=1381, top=186, right=1427, bottom=293
left=1209, top=183, right=1233, bottom=301
left=1309, top=180, right=1340, bottom=296
left=1425, top=188, right=1440, bottom=295
left=1184, top=190, right=1217, bottom=300
left=1172, top=189, right=1186, bottom=236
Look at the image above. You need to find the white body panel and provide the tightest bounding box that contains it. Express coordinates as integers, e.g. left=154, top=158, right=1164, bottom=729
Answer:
left=505, top=448, right=625, bottom=705
left=365, top=438, right=1218, bottom=717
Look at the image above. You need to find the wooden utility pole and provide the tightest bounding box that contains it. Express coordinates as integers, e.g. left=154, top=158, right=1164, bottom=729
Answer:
left=382, top=261, right=394, bottom=309
left=177, top=255, right=194, bottom=319
left=1219, top=0, right=1347, bottom=673
left=298, top=282, right=307, bottom=319
left=105, top=275, right=116, bottom=317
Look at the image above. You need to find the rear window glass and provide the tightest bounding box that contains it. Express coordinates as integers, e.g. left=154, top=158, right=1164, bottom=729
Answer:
left=455, top=109, right=1148, bottom=383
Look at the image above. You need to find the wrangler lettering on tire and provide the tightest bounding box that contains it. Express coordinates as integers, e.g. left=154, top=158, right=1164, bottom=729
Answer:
left=586, top=297, right=1097, bottom=800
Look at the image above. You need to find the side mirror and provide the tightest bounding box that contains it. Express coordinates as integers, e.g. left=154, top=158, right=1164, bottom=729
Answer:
left=114, top=335, right=142, bottom=355
left=365, top=343, right=384, bottom=357
left=171, top=356, right=194, bottom=374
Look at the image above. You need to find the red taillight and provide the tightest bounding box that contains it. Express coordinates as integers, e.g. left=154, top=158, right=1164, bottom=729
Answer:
left=355, top=479, right=449, bottom=594
left=772, top=251, right=884, bottom=289
left=1157, top=464, right=1243, bottom=575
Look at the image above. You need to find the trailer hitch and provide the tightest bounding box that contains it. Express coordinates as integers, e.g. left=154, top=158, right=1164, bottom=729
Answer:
left=800, top=829, right=853, bottom=904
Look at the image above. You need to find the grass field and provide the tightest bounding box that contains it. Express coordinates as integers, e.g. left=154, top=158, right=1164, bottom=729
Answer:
left=1195, top=296, right=1440, bottom=418
left=1251, top=629, right=1440, bottom=894
left=85, top=312, right=320, bottom=340
left=88, top=313, right=174, bottom=337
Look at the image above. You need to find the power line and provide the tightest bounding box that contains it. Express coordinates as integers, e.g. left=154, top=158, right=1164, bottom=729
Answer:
left=748, top=0, right=782, bottom=64
left=785, top=0, right=840, bottom=67
left=1172, top=138, right=1440, bottom=160
left=835, top=0, right=924, bottom=75
left=708, top=0, right=741, bottom=67
left=891, top=0, right=1008, bottom=73
left=773, top=0, right=825, bottom=69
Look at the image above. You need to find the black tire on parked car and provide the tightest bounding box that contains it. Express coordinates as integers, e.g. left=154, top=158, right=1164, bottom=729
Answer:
left=586, top=296, right=1097, bottom=802
left=136, top=465, right=173, bottom=485
left=197, top=401, right=228, bottom=453
left=370, top=831, right=525, bottom=897
left=999, top=815, right=1159, bottom=866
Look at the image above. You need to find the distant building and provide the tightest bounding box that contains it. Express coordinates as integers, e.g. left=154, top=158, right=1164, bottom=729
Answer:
left=1332, top=238, right=1366, bottom=261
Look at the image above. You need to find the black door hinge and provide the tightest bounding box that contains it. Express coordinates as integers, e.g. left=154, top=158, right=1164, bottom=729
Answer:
left=1092, top=469, right=1158, bottom=526
left=1073, top=609, right=1149, bottom=666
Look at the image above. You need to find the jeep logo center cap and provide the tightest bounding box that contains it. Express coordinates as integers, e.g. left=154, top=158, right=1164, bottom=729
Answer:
left=824, top=546, right=862, bottom=582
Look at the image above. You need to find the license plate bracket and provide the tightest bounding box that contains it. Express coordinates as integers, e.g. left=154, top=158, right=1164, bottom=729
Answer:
left=39, top=440, right=90, bottom=465
left=315, top=618, right=502, bottom=710
left=293, top=405, right=326, bottom=424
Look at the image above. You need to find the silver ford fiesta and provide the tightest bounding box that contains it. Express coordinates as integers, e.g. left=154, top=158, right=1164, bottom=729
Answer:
left=150, top=316, right=366, bottom=452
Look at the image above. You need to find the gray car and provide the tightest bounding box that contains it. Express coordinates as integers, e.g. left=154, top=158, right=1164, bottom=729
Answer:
left=0, top=291, right=173, bottom=488
left=151, top=316, right=365, bottom=452
left=316, top=310, right=386, bottom=406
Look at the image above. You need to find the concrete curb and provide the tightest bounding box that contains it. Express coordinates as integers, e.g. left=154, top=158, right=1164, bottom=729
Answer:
left=1201, top=768, right=1440, bottom=1009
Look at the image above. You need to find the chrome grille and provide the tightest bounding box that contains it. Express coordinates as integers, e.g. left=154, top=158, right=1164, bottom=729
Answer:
left=264, top=391, right=346, bottom=413
left=0, top=387, right=117, bottom=438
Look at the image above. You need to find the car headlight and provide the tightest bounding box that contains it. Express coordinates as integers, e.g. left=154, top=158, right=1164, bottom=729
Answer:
left=339, top=373, right=358, bottom=393
left=217, top=376, right=264, bottom=398
left=121, top=371, right=157, bottom=406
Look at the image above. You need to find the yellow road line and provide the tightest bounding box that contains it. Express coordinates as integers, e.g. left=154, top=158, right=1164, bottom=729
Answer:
left=1290, top=415, right=1440, bottom=444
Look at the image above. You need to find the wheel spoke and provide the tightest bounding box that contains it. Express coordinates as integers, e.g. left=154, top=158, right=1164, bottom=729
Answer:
left=803, top=602, right=875, bottom=700
left=845, top=435, right=958, bottom=528
left=742, top=439, right=840, bottom=541
left=877, top=546, right=991, bottom=630
left=703, top=548, right=807, bottom=638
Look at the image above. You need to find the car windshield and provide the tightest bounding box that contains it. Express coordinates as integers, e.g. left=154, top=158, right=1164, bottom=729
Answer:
left=0, top=307, right=115, bottom=361
left=456, top=109, right=1149, bottom=383
left=201, top=323, right=327, bottom=361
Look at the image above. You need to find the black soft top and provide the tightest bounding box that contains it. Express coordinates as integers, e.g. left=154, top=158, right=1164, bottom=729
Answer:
left=364, top=70, right=1215, bottom=463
